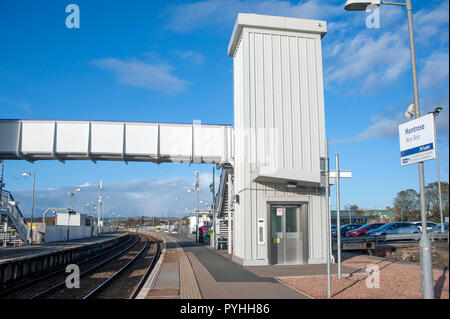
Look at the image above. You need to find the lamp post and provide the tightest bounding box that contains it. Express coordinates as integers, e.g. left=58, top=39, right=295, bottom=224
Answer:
left=187, top=171, right=200, bottom=243
left=97, top=180, right=103, bottom=235
left=67, top=187, right=81, bottom=209
left=211, top=166, right=216, bottom=250
left=345, top=0, right=435, bottom=299
left=22, top=172, right=36, bottom=245
left=428, top=107, right=444, bottom=233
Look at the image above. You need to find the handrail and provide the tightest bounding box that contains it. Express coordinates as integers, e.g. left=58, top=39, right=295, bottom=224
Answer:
left=1, top=190, right=28, bottom=242
left=337, top=232, right=448, bottom=243
left=215, top=169, right=228, bottom=216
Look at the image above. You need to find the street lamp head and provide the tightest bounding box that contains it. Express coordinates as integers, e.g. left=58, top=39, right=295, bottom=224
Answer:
left=22, top=172, right=31, bottom=177
left=344, top=0, right=380, bottom=11
left=434, top=107, right=443, bottom=115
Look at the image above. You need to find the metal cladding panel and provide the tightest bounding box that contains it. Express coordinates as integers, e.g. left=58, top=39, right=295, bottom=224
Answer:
left=57, top=122, right=89, bottom=153
left=0, top=121, right=19, bottom=153
left=91, top=122, right=123, bottom=154
left=159, top=124, right=192, bottom=158
left=125, top=123, right=158, bottom=155
left=235, top=27, right=326, bottom=186
left=193, top=126, right=223, bottom=158
left=22, top=121, right=54, bottom=153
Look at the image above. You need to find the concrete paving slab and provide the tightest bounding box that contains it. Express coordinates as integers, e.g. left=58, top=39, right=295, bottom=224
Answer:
left=153, top=263, right=179, bottom=289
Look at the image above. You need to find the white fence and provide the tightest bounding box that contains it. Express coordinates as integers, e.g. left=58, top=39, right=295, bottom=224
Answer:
left=44, top=225, right=93, bottom=243
left=100, top=226, right=118, bottom=234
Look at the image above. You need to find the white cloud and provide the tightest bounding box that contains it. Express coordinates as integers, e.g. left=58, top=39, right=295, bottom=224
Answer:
left=92, top=57, right=188, bottom=94
left=330, top=115, right=402, bottom=145
left=78, top=182, right=92, bottom=187
left=164, top=0, right=342, bottom=32
left=331, top=92, right=449, bottom=145
left=172, top=50, right=205, bottom=64
left=325, top=31, right=410, bottom=92
left=0, top=97, right=32, bottom=113
left=12, top=174, right=222, bottom=218
left=412, top=0, right=449, bottom=45
left=420, top=51, right=449, bottom=89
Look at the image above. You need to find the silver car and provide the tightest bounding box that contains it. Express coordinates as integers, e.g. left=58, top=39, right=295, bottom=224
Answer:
left=431, top=222, right=449, bottom=233
left=366, top=222, right=421, bottom=236
left=412, top=221, right=438, bottom=232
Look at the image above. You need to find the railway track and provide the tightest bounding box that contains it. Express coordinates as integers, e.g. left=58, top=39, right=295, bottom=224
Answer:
left=1, top=233, right=160, bottom=299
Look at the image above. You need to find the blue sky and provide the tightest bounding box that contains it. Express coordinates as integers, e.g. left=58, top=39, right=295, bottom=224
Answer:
left=0, top=0, right=448, bottom=218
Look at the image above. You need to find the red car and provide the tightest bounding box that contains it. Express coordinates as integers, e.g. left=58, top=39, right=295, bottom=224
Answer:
left=347, top=223, right=385, bottom=237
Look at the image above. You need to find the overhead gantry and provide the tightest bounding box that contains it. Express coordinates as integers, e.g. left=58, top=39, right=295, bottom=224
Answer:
left=0, top=120, right=233, bottom=165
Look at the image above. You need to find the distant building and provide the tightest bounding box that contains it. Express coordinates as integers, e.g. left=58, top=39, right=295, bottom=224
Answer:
left=56, top=212, right=92, bottom=226
left=331, top=210, right=373, bottom=224
left=331, top=209, right=397, bottom=225
left=363, top=210, right=397, bottom=222
left=188, top=213, right=212, bottom=234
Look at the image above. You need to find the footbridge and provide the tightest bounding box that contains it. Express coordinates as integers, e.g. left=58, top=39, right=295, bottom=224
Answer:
left=0, top=120, right=233, bottom=164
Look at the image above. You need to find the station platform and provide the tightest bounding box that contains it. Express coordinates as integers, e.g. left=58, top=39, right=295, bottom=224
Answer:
left=0, top=232, right=126, bottom=264
left=137, top=231, right=359, bottom=299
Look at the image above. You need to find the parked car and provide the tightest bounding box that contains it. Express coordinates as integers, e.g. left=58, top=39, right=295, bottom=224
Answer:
left=366, top=222, right=420, bottom=236
left=332, top=224, right=363, bottom=237
left=412, top=221, right=438, bottom=232
left=346, top=223, right=385, bottom=237
left=430, top=222, right=449, bottom=233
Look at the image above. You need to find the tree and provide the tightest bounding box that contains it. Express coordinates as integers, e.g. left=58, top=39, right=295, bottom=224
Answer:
left=393, top=189, right=420, bottom=221
left=425, top=182, right=449, bottom=222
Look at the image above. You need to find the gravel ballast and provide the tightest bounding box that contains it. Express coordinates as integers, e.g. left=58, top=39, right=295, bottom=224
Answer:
left=279, top=254, right=449, bottom=299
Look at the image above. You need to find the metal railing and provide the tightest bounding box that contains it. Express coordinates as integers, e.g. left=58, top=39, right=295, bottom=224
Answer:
left=0, top=190, right=28, bottom=243
left=333, top=232, right=448, bottom=251
left=214, top=169, right=228, bottom=217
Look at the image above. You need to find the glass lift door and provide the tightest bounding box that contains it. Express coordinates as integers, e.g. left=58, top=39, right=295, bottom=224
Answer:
left=270, top=205, right=307, bottom=265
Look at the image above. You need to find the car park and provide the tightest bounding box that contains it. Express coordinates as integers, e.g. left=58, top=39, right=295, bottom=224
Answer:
left=366, top=222, right=420, bottom=236
left=412, top=221, right=438, bottom=232
left=332, top=224, right=363, bottom=237
left=346, top=223, right=385, bottom=237
left=431, top=222, right=449, bottom=233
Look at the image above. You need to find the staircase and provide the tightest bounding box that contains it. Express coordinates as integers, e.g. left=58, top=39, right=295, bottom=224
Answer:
left=0, top=214, right=25, bottom=246
left=214, top=169, right=234, bottom=249
left=0, top=190, right=28, bottom=245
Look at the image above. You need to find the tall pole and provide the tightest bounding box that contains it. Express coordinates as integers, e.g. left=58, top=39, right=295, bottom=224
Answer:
left=335, top=154, right=341, bottom=279
left=30, top=173, right=35, bottom=245
left=212, top=166, right=216, bottom=250
left=97, top=180, right=102, bottom=236
left=405, top=0, right=434, bottom=299
left=432, top=113, right=444, bottom=233
left=325, top=139, right=331, bottom=298
left=195, top=171, right=199, bottom=244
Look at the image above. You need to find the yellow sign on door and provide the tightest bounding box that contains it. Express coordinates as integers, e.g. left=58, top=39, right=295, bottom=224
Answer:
left=273, top=238, right=280, bottom=244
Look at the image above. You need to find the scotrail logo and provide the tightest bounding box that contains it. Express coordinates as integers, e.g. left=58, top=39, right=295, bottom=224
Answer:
left=402, top=158, right=409, bottom=164
left=419, top=144, right=431, bottom=152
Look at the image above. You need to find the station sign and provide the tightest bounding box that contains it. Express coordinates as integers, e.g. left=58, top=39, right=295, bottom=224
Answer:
left=398, top=113, right=436, bottom=166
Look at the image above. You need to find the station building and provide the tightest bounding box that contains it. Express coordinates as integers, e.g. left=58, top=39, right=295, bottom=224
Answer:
left=215, top=13, right=329, bottom=266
